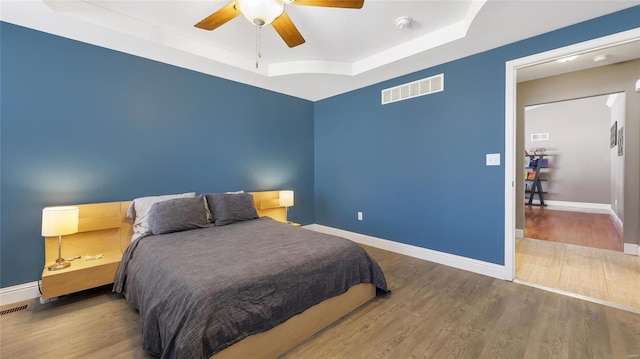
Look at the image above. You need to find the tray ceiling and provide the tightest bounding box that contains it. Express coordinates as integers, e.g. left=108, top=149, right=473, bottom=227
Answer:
left=1, top=0, right=638, bottom=100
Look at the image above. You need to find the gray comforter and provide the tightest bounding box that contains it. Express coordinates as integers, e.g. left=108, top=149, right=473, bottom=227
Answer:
left=113, top=217, right=388, bottom=358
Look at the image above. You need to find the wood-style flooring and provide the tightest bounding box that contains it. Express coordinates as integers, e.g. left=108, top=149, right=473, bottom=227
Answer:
left=516, top=237, right=640, bottom=311
left=524, top=205, right=623, bottom=251
left=2, top=244, right=640, bottom=359
left=520, top=206, right=639, bottom=310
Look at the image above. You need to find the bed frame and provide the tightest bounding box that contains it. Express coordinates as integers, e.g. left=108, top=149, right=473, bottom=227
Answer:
left=41, top=191, right=376, bottom=358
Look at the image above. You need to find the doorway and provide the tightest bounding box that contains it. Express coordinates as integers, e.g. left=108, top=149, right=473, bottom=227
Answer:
left=504, top=29, right=640, bottom=310
left=523, top=94, right=624, bottom=252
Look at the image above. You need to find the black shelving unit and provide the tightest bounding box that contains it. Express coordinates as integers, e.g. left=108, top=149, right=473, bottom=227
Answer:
left=525, top=154, right=547, bottom=206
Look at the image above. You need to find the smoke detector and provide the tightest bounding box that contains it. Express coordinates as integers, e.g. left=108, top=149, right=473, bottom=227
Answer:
left=395, top=16, right=412, bottom=29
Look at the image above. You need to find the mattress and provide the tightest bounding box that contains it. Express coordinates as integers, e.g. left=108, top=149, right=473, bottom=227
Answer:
left=113, top=217, right=388, bottom=358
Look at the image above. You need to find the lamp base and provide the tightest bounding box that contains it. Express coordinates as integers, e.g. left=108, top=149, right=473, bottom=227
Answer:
left=48, top=260, right=71, bottom=271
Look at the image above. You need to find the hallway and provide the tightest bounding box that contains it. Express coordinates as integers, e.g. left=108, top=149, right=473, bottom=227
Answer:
left=524, top=206, right=623, bottom=251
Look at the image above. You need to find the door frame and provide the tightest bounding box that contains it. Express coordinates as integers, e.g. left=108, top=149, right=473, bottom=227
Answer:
left=503, top=28, right=640, bottom=281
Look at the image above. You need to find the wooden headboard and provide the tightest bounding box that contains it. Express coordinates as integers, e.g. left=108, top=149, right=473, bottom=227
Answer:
left=44, top=191, right=288, bottom=262
left=44, top=201, right=132, bottom=264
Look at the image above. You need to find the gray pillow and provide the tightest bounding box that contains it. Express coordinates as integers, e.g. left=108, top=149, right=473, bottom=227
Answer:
left=205, top=193, right=259, bottom=226
left=125, top=192, right=197, bottom=241
left=147, top=195, right=210, bottom=235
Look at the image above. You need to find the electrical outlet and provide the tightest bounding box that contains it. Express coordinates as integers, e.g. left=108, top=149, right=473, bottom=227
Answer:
left=357, top=212, right=363, bottom=221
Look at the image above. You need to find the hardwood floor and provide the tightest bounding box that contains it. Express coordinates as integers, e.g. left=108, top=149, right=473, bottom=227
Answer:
left=2, top=245, right=640, bottom=359
left=516, top=237, right=640, bottom=310
left=524, top=205, right=623, bottom=251
left=520, top=206, right=639, bottom=310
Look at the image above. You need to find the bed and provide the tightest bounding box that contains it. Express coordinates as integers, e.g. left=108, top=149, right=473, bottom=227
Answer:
left=109, top=190, right=389, bottom=358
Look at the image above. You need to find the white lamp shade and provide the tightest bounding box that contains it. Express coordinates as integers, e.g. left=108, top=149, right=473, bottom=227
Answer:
left=42, top=206, right=79, bottom=237
left=236, top=0, right=284, bottom=26
left=279, top=190, right=294, bottom=207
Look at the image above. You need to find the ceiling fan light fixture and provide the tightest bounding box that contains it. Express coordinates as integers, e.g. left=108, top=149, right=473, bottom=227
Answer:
left=236, top=0, right=284, bottom=27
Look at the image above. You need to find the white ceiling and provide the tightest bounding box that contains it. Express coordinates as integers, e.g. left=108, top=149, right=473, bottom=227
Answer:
left=518, top=38, right=640, bottom=82
left=1, top=0, right=638, bottom=101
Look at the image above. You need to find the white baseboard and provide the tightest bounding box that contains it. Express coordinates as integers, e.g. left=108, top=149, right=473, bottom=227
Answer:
left=304, top=224, right=507, bottom=280
left=2, top=229, right=633, bottom=307
left=0, top=225, right=508, bottom=305
left=0, top=281, right=40, bottom=306
left=609, top=208, right=623, bottom=230
left=542, top=200, right=612, bottom=214
left=624, top=243, right=639, bottom=256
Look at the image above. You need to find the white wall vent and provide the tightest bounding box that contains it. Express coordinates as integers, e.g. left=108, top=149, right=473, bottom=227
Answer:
left=531, top=133, right=549, bottom=141
left=381, top=73, right=444, bottom=105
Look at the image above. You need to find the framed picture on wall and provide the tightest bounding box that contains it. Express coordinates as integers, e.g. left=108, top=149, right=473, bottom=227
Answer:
left=610, top=121, right=617, bottom=148
left=618, top=126, right=624, bottom=156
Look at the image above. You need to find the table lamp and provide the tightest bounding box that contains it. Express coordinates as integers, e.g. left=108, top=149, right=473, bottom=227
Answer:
left=42, top=206, right=79, bottom=271
left=279, top=190, right=294, bottom=218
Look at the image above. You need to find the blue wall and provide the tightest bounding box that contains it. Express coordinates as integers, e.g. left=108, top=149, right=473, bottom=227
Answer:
left=1, top=6, right=639, bottom=289
left=0, top=22, right=315, bottom=288
left=314, top=6, right=640, bottom=265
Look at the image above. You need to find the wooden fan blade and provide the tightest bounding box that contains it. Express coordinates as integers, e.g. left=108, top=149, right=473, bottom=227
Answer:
left=194, top=2, right=241, bottom=31
left=290, top=0, right=364, bottom=9
left=272, top=12, right=306, bottom=48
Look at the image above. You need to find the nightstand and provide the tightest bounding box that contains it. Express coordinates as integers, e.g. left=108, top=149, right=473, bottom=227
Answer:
left=41, top=251, right=122, bottom=299
left=41, top=202, right=131, bottom=299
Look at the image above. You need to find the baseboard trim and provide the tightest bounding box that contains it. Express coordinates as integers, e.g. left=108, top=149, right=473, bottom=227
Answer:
left=1, top=224, right=537, bottom=304
left=515, top=229, right=524, bottom=238
left=2, top=231, right=633, bottom=305
left=609, top=208, right=623, bottom=230
left=304, top=224, right=507, bottom=280
left=0, top=281, right=40, bottom=306
left=624, top=243, right=639, bottom=256
left=542, top=200, right=612, bottom=214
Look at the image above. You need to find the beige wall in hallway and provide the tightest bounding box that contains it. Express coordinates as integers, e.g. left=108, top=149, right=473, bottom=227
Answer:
left=524, top=95, right=612, bottom=204
left=516, top=58, right=640, bottom=247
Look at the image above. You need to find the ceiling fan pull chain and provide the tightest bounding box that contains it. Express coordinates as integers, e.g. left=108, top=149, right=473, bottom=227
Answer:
left=255, top=26, right=262, bottom=69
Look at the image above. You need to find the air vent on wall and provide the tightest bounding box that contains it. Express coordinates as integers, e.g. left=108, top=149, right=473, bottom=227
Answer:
left=381, top=74, right=444, bottom=105
left=531, top=133, right=549, bottom=141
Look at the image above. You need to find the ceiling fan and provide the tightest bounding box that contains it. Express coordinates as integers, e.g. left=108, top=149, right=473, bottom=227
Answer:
left=194, top=0, right=365, bottom=48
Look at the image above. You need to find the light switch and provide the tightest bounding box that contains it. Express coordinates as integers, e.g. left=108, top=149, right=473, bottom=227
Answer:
left=486, top=153, right=500, bottom=166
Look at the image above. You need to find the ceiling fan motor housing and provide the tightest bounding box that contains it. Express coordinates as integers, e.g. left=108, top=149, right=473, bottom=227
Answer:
left=194, top=0, right=364, bottom=48
left=236, top=0, right=285, bottom=27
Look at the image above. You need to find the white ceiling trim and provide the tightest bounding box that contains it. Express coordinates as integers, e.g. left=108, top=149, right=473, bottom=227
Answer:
left=1, top=0, right=277, bottom=89
left=2, top=1, right=637, bottom=101
left=39, top=0, right=485, bottom=78
left=352, top=20, right=467, bottom=76
left=269, top=0, right=486, bottom=77
left=354, top=0, right=485, bottom=76
left=269, top=60, right=351, bottom=76
left=44, top=0, right=262, bottom=73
